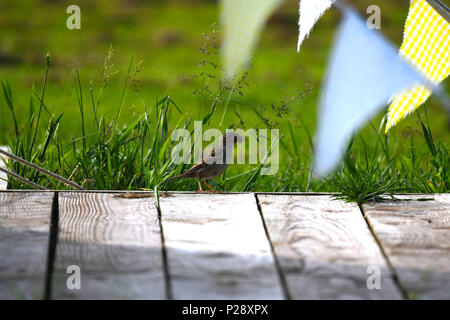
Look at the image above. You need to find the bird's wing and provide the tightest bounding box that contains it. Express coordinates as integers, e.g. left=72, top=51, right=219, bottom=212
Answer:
left=180, top=161, right=208, bottom=178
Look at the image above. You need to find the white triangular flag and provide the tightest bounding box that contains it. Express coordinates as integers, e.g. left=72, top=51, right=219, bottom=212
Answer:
left=221, top=0, right=282, bottom=78
left=314, top=9, right=430, bottom=176
left=297, top=0, right=335, bottom=51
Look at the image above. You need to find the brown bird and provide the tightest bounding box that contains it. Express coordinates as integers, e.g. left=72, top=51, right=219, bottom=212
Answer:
left=162, top=132, right=243, bottom=192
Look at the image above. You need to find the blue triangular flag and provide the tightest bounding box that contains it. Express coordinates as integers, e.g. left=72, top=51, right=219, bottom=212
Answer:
left=314, top=9, right=430, bottom=176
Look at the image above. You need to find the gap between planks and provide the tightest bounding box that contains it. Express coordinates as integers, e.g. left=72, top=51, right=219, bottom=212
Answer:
left=154, top=193, right=173, bottom=300
left=255, top=194, right=403, bottom=299
left=44, top=192, right=59, bottom=300
left=51, top=192, right=165, bottom=299
left=361, top=194, right=450, bottom=299
left=157, top=193, right=284, bottom=300
left=0, top=192, right=54, bottom=299
left=254, top=193, right=292, bottom=300
left=357, top=203, right=408, bottom=299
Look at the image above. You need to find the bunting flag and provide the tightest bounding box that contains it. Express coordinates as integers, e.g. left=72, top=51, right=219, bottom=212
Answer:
left=314, top=9, right=429, bottom=176
left=221, top=0, right=282, bottom=78
left=297, top=0, right=335, bottom=51
left=385, top=0, right=450, bottom=132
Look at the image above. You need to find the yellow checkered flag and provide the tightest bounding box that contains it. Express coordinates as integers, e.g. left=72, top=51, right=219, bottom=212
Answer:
left=221, top=0, right=282, bottom=79
left=386, top=0, right=450, bottom=132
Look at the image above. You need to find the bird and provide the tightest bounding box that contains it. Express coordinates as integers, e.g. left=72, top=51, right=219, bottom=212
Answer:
left=162, top=132, right=243, bottom=192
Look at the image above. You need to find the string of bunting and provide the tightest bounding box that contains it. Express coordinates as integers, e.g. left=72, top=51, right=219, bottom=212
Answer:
left=220, top=0, right=449, bottom=176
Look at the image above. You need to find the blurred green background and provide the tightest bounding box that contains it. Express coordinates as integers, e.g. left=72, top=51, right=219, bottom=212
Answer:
left=0, top=0, right=448, bottom=192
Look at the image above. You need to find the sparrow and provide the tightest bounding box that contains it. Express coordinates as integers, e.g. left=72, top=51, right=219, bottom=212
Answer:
left=162, top=132, right=243, bottom=192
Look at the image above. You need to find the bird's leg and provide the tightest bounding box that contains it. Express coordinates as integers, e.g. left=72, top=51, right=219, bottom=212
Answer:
left=197, top=179, right=203, bottom=192
left=204, top=180, right=216, bottom=192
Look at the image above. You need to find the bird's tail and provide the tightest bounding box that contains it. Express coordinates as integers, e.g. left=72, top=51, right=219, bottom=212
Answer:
left=160, top=174, right=185, bottom=184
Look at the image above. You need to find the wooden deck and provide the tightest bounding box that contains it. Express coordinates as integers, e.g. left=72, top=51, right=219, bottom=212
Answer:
left=0, top=191, right=448, bottom=300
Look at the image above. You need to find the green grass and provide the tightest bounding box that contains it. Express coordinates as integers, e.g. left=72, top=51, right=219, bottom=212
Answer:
left=332, top=114, right=449, bottom=204
left=0, top=0, right=448, bottom=202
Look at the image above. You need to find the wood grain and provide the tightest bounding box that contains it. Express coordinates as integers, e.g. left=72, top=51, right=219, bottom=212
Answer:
left=159, top=193, right=283, bottom=299
left=0, top=192, right=53, bottom=299
left=362, top=194, right=450, bottom=299
left=52, top=192, right=165, bottom=299
left=258, top=194, right=403, bottom=299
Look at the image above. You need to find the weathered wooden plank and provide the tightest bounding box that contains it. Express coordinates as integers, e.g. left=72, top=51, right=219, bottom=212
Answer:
left=258, top=194, right=403, bottom=299
left=0, top=192, right=53, bottom=299
left=52, top=192, right=165, bottom=299
left=159, top=193, right=283, bottom=299
left=362, top=194, right=450, bottom=299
